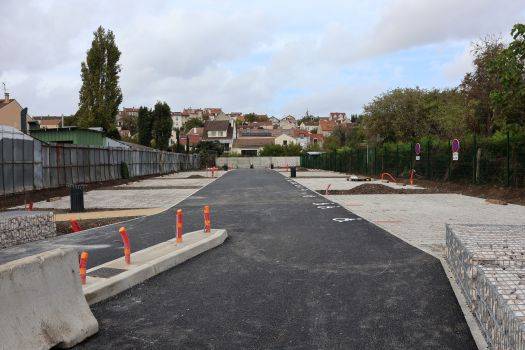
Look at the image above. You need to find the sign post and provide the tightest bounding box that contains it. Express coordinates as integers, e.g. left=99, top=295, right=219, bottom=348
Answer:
left=415, top=142, right=421, bottom=161
left=452, top=139, right=460, bottom=161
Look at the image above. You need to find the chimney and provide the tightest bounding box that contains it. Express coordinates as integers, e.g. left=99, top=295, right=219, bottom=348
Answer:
left=4, top=92, right=9, bottom=103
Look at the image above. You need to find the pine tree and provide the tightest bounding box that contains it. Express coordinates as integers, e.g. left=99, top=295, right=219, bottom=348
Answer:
left=76, top=26, right=123, bottom=134
left=151, top=101, right=173, bottom=150
left=137, top=106, right=153, bottom=146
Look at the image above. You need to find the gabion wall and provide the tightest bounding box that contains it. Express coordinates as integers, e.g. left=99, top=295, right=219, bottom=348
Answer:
left=0, top=211, right=56, bottom=249
left=446, top=224, right=525, bottom=350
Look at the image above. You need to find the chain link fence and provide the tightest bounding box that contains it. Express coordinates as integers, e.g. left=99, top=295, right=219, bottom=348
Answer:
left=301, top=132, right=525, bottom=187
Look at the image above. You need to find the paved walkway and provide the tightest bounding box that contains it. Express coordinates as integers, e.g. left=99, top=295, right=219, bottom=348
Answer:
left=74, top=169, right=475, bottom=349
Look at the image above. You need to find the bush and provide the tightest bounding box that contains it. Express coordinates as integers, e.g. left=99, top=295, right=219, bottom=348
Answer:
left=121, top=162, right=130, bottom=179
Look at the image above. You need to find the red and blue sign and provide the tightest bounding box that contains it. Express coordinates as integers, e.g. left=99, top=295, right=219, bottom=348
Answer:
left=452, top=139, right=460, bottom=152
left=415, top=143, right=421, bottom=155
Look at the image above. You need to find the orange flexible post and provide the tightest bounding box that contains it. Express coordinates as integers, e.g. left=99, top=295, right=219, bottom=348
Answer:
left=79, top=251, right=88, bottom=285
left=380, top=172, right=397, bottom=183
left=176, top=209, right=183, bottom=243
left=203, top=206, right=211, bottom=233
left=70, top=219, right=81, bottom=233
left=119, top=227, right=131, bottom=264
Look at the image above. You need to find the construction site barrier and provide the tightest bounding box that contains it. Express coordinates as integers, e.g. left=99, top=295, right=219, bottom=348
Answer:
left=0, top=248, right=98, bottom=349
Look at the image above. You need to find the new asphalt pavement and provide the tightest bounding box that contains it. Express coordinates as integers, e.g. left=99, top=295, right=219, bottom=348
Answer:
left=73, top=169, right=476, bottom=349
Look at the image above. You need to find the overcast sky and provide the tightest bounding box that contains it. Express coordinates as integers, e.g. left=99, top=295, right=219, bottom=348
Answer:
left=1, top=0, right=524, bottom=117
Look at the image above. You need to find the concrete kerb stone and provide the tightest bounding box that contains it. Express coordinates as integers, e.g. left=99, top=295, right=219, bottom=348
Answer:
left=276, top=170, right=489, bottom=350
left=83, top=229, right=228, bottom=305
left=0, top=248, right=98, bottom=349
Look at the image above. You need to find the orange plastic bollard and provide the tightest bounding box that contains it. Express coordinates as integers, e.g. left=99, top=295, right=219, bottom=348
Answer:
left=79, top=251, right=88, bottom=285
left=70, top=219, right=81, bottom=233
left=203, top=205, right=211, bottom=233
left=409, top=169, right=415, bottom=185
left=119, top=227, right=131, bottom=264
left=176, top=209, right=183, bottom=243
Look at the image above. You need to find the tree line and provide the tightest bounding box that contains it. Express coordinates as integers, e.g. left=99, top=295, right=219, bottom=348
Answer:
left=324, top=23, right=525, bottom=151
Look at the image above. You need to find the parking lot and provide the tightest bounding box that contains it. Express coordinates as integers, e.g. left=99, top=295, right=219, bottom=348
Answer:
left=74, top=169, right=476, bottom=349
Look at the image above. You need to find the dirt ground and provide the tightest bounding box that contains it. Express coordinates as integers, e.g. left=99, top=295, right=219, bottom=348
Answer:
left=317, top=183, right=429, bottom=195
left=55, top=216, right=139, bottom=236
left=370, top=176, right=525, bottom=205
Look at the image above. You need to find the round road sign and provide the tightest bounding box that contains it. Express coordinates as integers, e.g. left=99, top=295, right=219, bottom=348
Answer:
left=452, top=139, right=460, bottom=152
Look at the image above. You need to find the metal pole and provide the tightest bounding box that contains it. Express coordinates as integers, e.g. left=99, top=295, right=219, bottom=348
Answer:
left=448, top=139, right=451, bottom=181
left=507, top=130, right=511, bottom=187
left=473, top=132, right=477, bottom=184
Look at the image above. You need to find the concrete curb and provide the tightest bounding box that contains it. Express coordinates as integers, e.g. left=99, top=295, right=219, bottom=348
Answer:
left=83, top=229, right=228, bottom=305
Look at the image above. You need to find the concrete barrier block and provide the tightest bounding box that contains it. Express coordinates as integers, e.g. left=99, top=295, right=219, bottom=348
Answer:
left=0, top=248, right=98, bottom=349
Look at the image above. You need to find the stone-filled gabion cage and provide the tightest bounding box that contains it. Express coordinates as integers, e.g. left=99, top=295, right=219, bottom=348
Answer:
left=0, top=211, right=56, bottom=249
left=446, top=224, right=525, bottom=350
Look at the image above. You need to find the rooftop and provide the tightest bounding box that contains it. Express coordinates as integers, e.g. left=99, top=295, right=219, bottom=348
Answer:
left=233, top=137, right=274, bottom=148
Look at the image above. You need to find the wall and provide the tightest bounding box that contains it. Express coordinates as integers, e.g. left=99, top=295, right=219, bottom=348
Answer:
left=216, top=156, right=300, bottom=168
left=0, top=135, right=200, bottom=196
left=0, top=100, right=23, bottom=129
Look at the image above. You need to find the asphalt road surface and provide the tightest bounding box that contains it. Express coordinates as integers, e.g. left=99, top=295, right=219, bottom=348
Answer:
left=72, top=169, right=476, bottom=349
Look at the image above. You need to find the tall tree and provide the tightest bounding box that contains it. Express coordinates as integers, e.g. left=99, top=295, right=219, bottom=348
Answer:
left=151, top=101, right=173, bottom=150
left=460, top=37, right=505, bottom=135
left=76, top=26, right=123, bottom=134
left=183, top=117, right=204, bottom=133
left=489, top=24, right=525, bottom=130
left=137, top=106, right=153, bottom=146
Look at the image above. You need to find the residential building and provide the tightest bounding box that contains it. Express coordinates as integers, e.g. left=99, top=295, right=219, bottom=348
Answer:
left=299, top=120, right=319, bottom=132
left=228, top=112, right=243, bottom=121
left=117, top=107, right=139, bottom=128
left=171, top=111, right=190, bottom=129
left=202, top=120, right=234, bottom=151
left=203, top=108, right=226, bottom=121
left=269, top=116, right=279, bottom=126
left=238, top=128, right=272, bottom=137
left=279, top=115, right=297, bottom=129
left=239, top=120, right=273, bottom=130
left=275, top=133, right=296, bottom=146
left=32, top=116, right=64, bottom=129
left=310, top=133, right=324, bottom=147
left=182, top=127, right=204, bottom=146
left=293, top=129, right=311, bottom=148
left=0, top=92, right=31, bottom=131
left=329, top=112, right=347, bottom=124
left=183, top=108, right=203, bottom=120
left=319, top=119, right=337, bottom=137
left=231, top=137, right=274, bottom=156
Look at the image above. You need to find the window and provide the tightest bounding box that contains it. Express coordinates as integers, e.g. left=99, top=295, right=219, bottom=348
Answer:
left=313, top=138, right=318, bottom=144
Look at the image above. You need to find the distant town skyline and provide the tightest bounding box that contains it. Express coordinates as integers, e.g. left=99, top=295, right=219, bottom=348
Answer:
left=1, top=0, right=524, bottom=117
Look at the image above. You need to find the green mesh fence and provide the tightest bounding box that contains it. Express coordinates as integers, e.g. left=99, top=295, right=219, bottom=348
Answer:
left=301, top=132, right=525, bottom=187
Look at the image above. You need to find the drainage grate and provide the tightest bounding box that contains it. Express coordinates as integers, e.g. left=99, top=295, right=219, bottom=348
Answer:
left=87, top=267, right=127, bottom=278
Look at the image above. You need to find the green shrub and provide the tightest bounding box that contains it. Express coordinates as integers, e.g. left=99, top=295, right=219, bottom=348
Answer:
left=121, top=162, right=130, bottom=179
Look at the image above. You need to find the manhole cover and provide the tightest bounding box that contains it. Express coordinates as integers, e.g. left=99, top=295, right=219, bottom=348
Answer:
left=88, top=267, right=126, bottom=278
